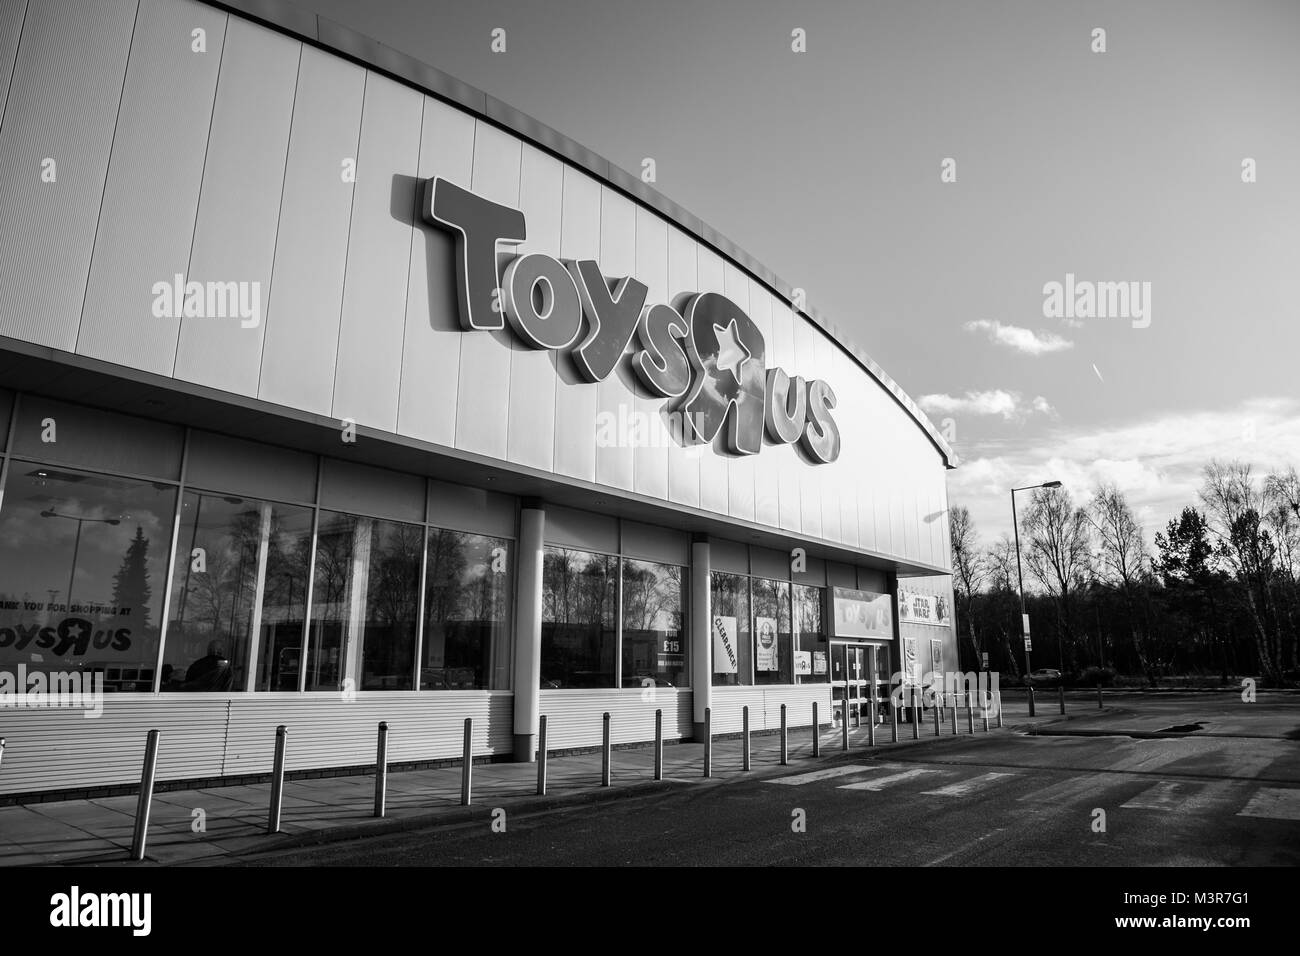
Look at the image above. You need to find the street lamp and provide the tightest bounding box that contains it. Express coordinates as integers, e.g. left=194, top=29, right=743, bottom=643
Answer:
left=1010, top=480, right=1061, bottom=716
left=40, top=510, right=121, bottom=609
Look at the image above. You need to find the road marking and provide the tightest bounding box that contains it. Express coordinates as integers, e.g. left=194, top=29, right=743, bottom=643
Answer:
left=1237, top=788, right=1300, bottom=821
left=921, top=772, right=1016, bottom=797
left=766, top=764, right=894, bottom=786
left=838, top=769, right=942, bottom=791
left=1017, top=773, right=1128, bottom=806
left=1121, top=780, right=1203, bottom=811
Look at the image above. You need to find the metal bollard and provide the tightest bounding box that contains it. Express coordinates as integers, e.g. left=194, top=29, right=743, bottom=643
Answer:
left=0, top=736, right=5, bottom=772
left=966, top=691, right=975, bottom=734
left=996, top=691, right=1004, bottom=728
left=866, top=697, right=876, bottom=747
left=268, top=725, right=287, bottom=834
left=841, top=700, right=850, bottom=751
left=890, top=698, right=898, bottom=743
left=1028, top=684, right=1036, bottom=717
left=703, top=707, right=712, bottom=778
left=950, top=693, right=958, bottom=735
left=130, top=729, right=160, bottom=860
left=742, top=706, right=751, bottom=771
left=374, top=721, right=389, bottom=818
left=1059, top=684, right=1066, bottom=715
left=933, top=696, right=941, bottom=737
left=982, top=693, right=991, bottom=732
left=1098, top=685, right=1104, bottom=709
left=460, top=717, right=473, bottom=806
left=911, top=688, right=920, bottom=740
left=601, top=712, right=612, bottom=787
left=654, top=709, right=663, bottom=781
left=537, top=715, right=548, bottom=795
left=780, top=704, right=789, bottom=765
left=812, top=702, right=820, bottom=757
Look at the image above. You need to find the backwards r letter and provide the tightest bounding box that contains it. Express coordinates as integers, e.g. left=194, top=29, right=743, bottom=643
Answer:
left=681, top=292, right=767, bottom=455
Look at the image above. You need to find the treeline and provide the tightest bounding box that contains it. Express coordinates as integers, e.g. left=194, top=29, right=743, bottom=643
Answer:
left=950, top=460, right=1300, bottom=686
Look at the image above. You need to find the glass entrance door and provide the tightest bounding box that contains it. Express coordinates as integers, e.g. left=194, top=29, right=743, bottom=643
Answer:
left=832, top=643, right=869, bottom=727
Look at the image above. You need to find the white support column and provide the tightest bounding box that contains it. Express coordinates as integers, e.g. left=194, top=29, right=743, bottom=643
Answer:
left=512, top=502, right=545, bottom=761
left=690, top=536, right=711, bottom=740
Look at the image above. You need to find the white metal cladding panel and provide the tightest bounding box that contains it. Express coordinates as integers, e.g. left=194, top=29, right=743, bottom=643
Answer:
left=748, top=283, right=779, bottom=528
left=832, top=348, right=860, bottom=550
left=455, top=121, right=520, bottom=460
left=332, top=73, right=423, bottom=431
left=552, top=166, right=602, bottom=481
left=695, top=247, right=729, bottom=517
left=632, top=207, right=669, bottom=500
left=258, top=46, right=364, bottom=416
left=506, top=143, right=563, bottom=472
left=396, top=97, right=474, bottom=447
left=0, top=1, right=26, bottom=124
left=536, top=689, right=693, bottom=750
left=0, top=0, right=136, bottom=352
left=220, top=693, right=513, bottom=774
left=0, top=698, right=231, bottom=796
left=172, top=17, right=299, bottom=393
left=723, top=263, right=756, bottom=523
left=709, top=684, right=830, bottom=734
left=593, top=187, right=637, bottom=492
left=813, top=333, right=842, bottom=544
left=77, top=0, right=227, bottom=375
left=665, top=225, right=700, bottom=508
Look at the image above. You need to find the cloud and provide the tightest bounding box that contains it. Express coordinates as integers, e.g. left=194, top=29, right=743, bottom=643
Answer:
left=946, top=396, right=1300, bottom=550
left=963, top=319, right=1074, bottom=355
left=919, top=389, right=1055, bottom=422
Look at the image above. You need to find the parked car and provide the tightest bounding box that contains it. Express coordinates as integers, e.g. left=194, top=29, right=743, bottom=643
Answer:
left=1027, top=668, right=1062, bottom=685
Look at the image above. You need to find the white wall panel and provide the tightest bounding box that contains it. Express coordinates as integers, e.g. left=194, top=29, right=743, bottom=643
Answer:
left=331, top=73, right=423, bottom=430
left=722, top=263, right=756, bottom=523
left=695, top=247, right=728, bottom=517
left=396, top=98, right=475, bottom=446
left=258, top=47, right=364, bottom=416
left=79, top=0, right=226, bottom=373
left=665, top=226, right=700, bottom=508
left=593, top=187, right=637, bottom=491
left=632, top=207, right=669, bottom=500
left=455, top=121, right=521, bottom=458
left=506, top=144, right=563, bottom=470
left=537, top=689, right=693, bottom=750
left=0, top=0, right=26, bottom=129
left=749, top=283, right=779, bottom=528
left=552, top=166, right=601, bottom=481
left=174, top=17, right=299, bottom=394
left=0, top=0, right=137, bottom=351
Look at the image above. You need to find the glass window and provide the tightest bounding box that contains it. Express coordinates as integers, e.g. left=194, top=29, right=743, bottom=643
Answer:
left=306, top=512, right=421, bottom=692
left=254, top=504, right=314, bottom=692
left=794, top=584, right=828, bottom=683
left=752, top=577, right=792, bottom=685
left=423, top=530, right=512, bottom=690
left=620, top=558, right=686, bottom=688
left=0, top=464, right=175, bottom=692
left=710, top=571, right=751, bottom=686
left=165, top=496, right=312, bottom=691
left=541, top=547, right=616, bottom=688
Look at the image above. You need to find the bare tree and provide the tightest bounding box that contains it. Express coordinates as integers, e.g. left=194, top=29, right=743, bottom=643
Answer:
left=949, top=506, right=987, bottom=669
left=1021, top=486, right=1092, bottom=670
left=1087, top=483, right=1155, bottom=685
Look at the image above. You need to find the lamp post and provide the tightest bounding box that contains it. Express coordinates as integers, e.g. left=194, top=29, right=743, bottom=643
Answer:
left=1010, top=480, right=1061, bottom=717
left=40, top=510, right=121, bottom=609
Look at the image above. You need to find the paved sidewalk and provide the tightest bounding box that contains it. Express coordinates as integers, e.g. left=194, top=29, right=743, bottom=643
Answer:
left=0, top=698, right=1074, bottom=866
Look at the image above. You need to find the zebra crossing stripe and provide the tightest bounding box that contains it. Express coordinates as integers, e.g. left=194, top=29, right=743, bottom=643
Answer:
left=838, top=769, right=942, bottom=791
left=766, top=764, right=894, bottom=786
left=921, top=772, right=1016, bottom=797
left=1237, top=787, right=1300, bottom=821
left=1121, top=780, right=1203, bottom=811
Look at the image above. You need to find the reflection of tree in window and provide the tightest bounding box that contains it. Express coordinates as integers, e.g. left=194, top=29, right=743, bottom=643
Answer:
left=541, top=547, right=616, bottom=688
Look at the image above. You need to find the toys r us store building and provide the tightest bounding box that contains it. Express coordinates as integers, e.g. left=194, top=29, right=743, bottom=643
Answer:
left=0, top=0, right=958, bottom=799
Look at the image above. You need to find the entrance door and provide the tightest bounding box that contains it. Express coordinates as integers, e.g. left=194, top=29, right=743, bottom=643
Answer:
left=868, top=644, right=891, bottom=724
left=832, top=643, right=869, bottom=727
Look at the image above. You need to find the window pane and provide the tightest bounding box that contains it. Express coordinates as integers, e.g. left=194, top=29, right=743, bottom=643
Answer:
left=307, top=512, right=420, bottom=692
left=0, top=464, right=175, bottom=692
left=541, top=547, right=616, bottom=688
left=710, top=571, right=751, bottom=686
left=621, top=558, right=686, bottom=688
left=753, top=577, right=792, bottom=685
left=794, top=584, right=828, bottom=683
left=254, top=504, right=313, bottom=691
left=422, top=530, right=512, bottom=690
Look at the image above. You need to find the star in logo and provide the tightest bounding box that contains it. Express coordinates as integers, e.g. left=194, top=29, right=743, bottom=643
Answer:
left=712, top=318, right=751, bottom=385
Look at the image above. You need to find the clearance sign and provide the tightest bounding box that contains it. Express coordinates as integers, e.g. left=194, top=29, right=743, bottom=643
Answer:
left=424, top=178, right=841, bottom=464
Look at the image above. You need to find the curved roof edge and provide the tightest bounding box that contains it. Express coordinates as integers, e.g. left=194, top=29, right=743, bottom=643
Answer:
left=207, top=0, right=958, bottom=469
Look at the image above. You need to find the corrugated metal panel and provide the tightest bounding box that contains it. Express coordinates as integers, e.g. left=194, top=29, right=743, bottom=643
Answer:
left=0, top=0, right=137, bottom=351
left=665, top=226, right=700, bottom=509
left=0, top=1, right=26, bottom=133
left=632, top=207, right=669, bottom=501
left=173, top=16, right=299, bottom=394
left=536, top=688, right=692, bottom=751
left=593, top=186, right=637, bottom=492
left=78, top=0, right=227, bottom=375
left=0, top=692, right=513, bottom=796
left=709, top=684, right=829, bottom=734
left=257, top=45, right=364, bottom=417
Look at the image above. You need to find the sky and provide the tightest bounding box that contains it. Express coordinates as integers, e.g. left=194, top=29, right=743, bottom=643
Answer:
left=300, top=0, right=1300, bottom=554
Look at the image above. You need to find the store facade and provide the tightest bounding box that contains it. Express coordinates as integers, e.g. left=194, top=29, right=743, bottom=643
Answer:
left=0, top=0, right=957, bottom=798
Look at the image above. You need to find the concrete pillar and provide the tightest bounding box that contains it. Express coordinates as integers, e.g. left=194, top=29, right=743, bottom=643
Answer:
left=512, top=502, right=545, bottom=761
left=690, top=535, right=712, bottom=740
